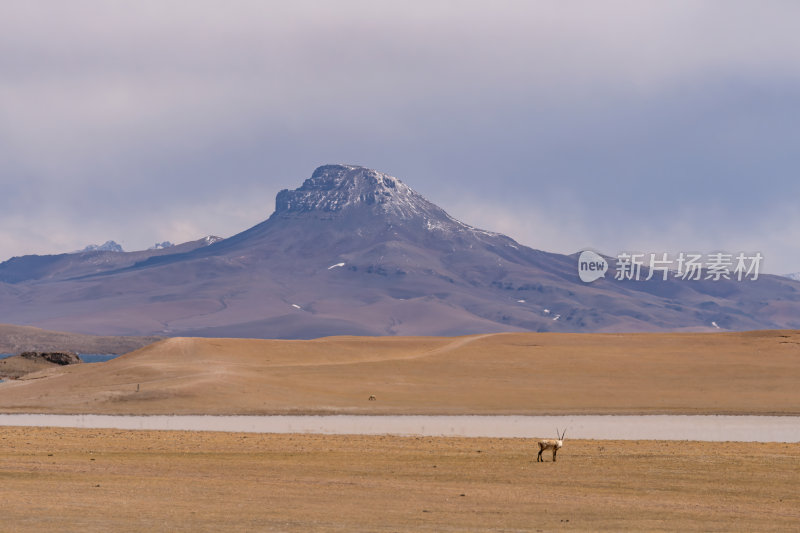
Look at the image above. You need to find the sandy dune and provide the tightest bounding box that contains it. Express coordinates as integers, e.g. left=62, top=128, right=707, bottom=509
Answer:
left=0, top=330, right=797, bottom=415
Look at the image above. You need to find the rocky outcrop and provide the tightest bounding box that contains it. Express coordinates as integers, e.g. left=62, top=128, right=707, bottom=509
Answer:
left=20, top=351, right=82, bottom=365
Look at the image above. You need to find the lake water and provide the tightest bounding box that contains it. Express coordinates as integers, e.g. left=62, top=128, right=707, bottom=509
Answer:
left=0, top=414, right=797, bottom=442
left=76, top=354, right=120, bottom=363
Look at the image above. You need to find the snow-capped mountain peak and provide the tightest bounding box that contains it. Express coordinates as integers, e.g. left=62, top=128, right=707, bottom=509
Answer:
left=80, top=240, right=124, bottom=253
left=274, top=164, right=451, bottom=219
left=271, top=164, right=497, bottom=241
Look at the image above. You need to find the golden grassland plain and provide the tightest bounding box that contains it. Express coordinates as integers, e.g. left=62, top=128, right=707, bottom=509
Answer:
left=0, top=427, right=798, bottom=532
left=1, top=331, right=798, bottom=531
left=0, top=330, right=798, bottom=415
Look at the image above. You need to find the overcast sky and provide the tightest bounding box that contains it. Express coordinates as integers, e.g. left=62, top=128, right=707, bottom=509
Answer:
left=1, top=1, right=799, bottom=273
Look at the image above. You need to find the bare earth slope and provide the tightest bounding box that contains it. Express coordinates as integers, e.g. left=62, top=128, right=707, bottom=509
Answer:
left=0, top=330, right=798, bottom=415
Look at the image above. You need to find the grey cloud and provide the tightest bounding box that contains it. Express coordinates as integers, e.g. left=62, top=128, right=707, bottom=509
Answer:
left=0, top=1, right=798, bottom=271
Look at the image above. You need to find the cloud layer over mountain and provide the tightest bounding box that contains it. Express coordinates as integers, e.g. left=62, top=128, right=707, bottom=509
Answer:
left=1, top=1, right=799, bottom=272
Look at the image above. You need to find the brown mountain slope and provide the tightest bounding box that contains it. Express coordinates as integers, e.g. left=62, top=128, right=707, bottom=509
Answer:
left=2, top=165, right=799, bottom=338
left=0, top=330, right=798, bottom=415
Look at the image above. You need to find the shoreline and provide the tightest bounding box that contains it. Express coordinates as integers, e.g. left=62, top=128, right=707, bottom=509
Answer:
left=0, top=413, right=798, bottom=442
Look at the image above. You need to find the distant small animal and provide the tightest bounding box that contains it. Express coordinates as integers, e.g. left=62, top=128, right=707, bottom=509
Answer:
left=537, top=428, right=566, bottom=462
left=368, top=395, right=376, bottom=401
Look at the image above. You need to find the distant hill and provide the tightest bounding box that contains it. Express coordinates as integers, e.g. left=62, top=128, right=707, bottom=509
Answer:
left=0, top=164, right=798, bottom=338
left=0, top=324, right=161, bottom=354
left=0, top=235, right=222, bottom=284
left=0, top=330, right=797, bottom=415
left=0, top=350, right=82, bottom=380
left=80, top=240, right=125, bottom=253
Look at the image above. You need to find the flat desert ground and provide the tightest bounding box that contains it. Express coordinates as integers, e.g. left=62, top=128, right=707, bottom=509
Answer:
left=0, top=330, right=798, bottom=531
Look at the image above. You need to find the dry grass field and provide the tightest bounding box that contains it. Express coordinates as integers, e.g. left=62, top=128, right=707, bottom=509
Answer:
left=1, top=330, right=798, bottom=531
left=0, top=353, right=59, bottom=379
left=0, top=330, right=798, bottom=415
left=0, top=427, right=797, bottom=532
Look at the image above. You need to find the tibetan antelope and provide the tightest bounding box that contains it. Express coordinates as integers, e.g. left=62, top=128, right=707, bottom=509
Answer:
left=537, top=428, right=566, bottom=462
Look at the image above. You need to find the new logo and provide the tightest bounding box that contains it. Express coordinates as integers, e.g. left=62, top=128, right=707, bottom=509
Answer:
left=578, top=250, right=608, bottom=283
